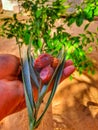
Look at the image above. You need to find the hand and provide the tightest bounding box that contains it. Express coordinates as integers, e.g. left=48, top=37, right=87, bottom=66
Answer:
left=0, top=54, right=75, bottom=120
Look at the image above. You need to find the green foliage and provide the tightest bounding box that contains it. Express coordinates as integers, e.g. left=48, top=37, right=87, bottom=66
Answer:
left=0, top=0, right=98, bottom=74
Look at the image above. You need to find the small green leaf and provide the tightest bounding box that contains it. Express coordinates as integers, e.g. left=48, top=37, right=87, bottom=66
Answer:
left=13, top=13, right=17, bottom=20
left=94, top=6, right=98, bottom=16
left=84, top=23, right=90, bottom=30
left=23, top=32, right=30, bottom=45
left=88, top=46, right=93, bottom=53
left=38, top=39, right=42, bottom=48
left=69, top=75, right=73, bottom=80
left=76, top=14, right=84, bottom=27
left=36, top=9, right=42, bottom=18
left=67, top=17, right=76, bottom=26
left=84, top=7, right=94, bottom=21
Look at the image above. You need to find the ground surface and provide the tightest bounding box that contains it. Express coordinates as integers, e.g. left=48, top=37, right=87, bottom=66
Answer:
left=0, top=9, right=98, bottom=130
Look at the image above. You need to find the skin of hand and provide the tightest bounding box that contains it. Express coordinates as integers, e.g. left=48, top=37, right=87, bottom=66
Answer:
left=0, top=54, right=75, bottom=121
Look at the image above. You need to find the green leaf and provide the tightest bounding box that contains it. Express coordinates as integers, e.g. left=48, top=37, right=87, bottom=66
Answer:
left=76, top=14, right=84, bottom=27
left=84, top=7, right=94, bottom=21
left=21, top=46, right=35, bottom=130
left=67, top=17, right=76, bottom=26
left=36, top=9, right=42, bottom=18
left=94, top=6, right=98, bottom=16
left=88, top=46, right=93, bottom=53
left=22, top=55, right=34, bottom=109
left=7, top=33, right=14, bottom=38
left=84, top=23, right=90, bottom=30
left=13, top=13, right=17, bottom=20
left=38, top=39, right=43, bottom=48
left=23, top=32, right=30, bottom=45
left=69, top=75, right=73, bottom=80
left=27, top=45, right=40, bottom=89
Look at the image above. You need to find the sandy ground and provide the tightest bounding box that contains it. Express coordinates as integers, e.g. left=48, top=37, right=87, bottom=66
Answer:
left=0, top=9, right=98, bottom=130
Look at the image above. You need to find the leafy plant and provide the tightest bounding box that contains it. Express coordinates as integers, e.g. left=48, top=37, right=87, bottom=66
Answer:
left=1, top=0, right=98, bottom=73
left=0, top=0, right=98, bottom=129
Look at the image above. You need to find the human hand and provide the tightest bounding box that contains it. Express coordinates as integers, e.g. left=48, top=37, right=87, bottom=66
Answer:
left=0, top=54, right=75, bottom=120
